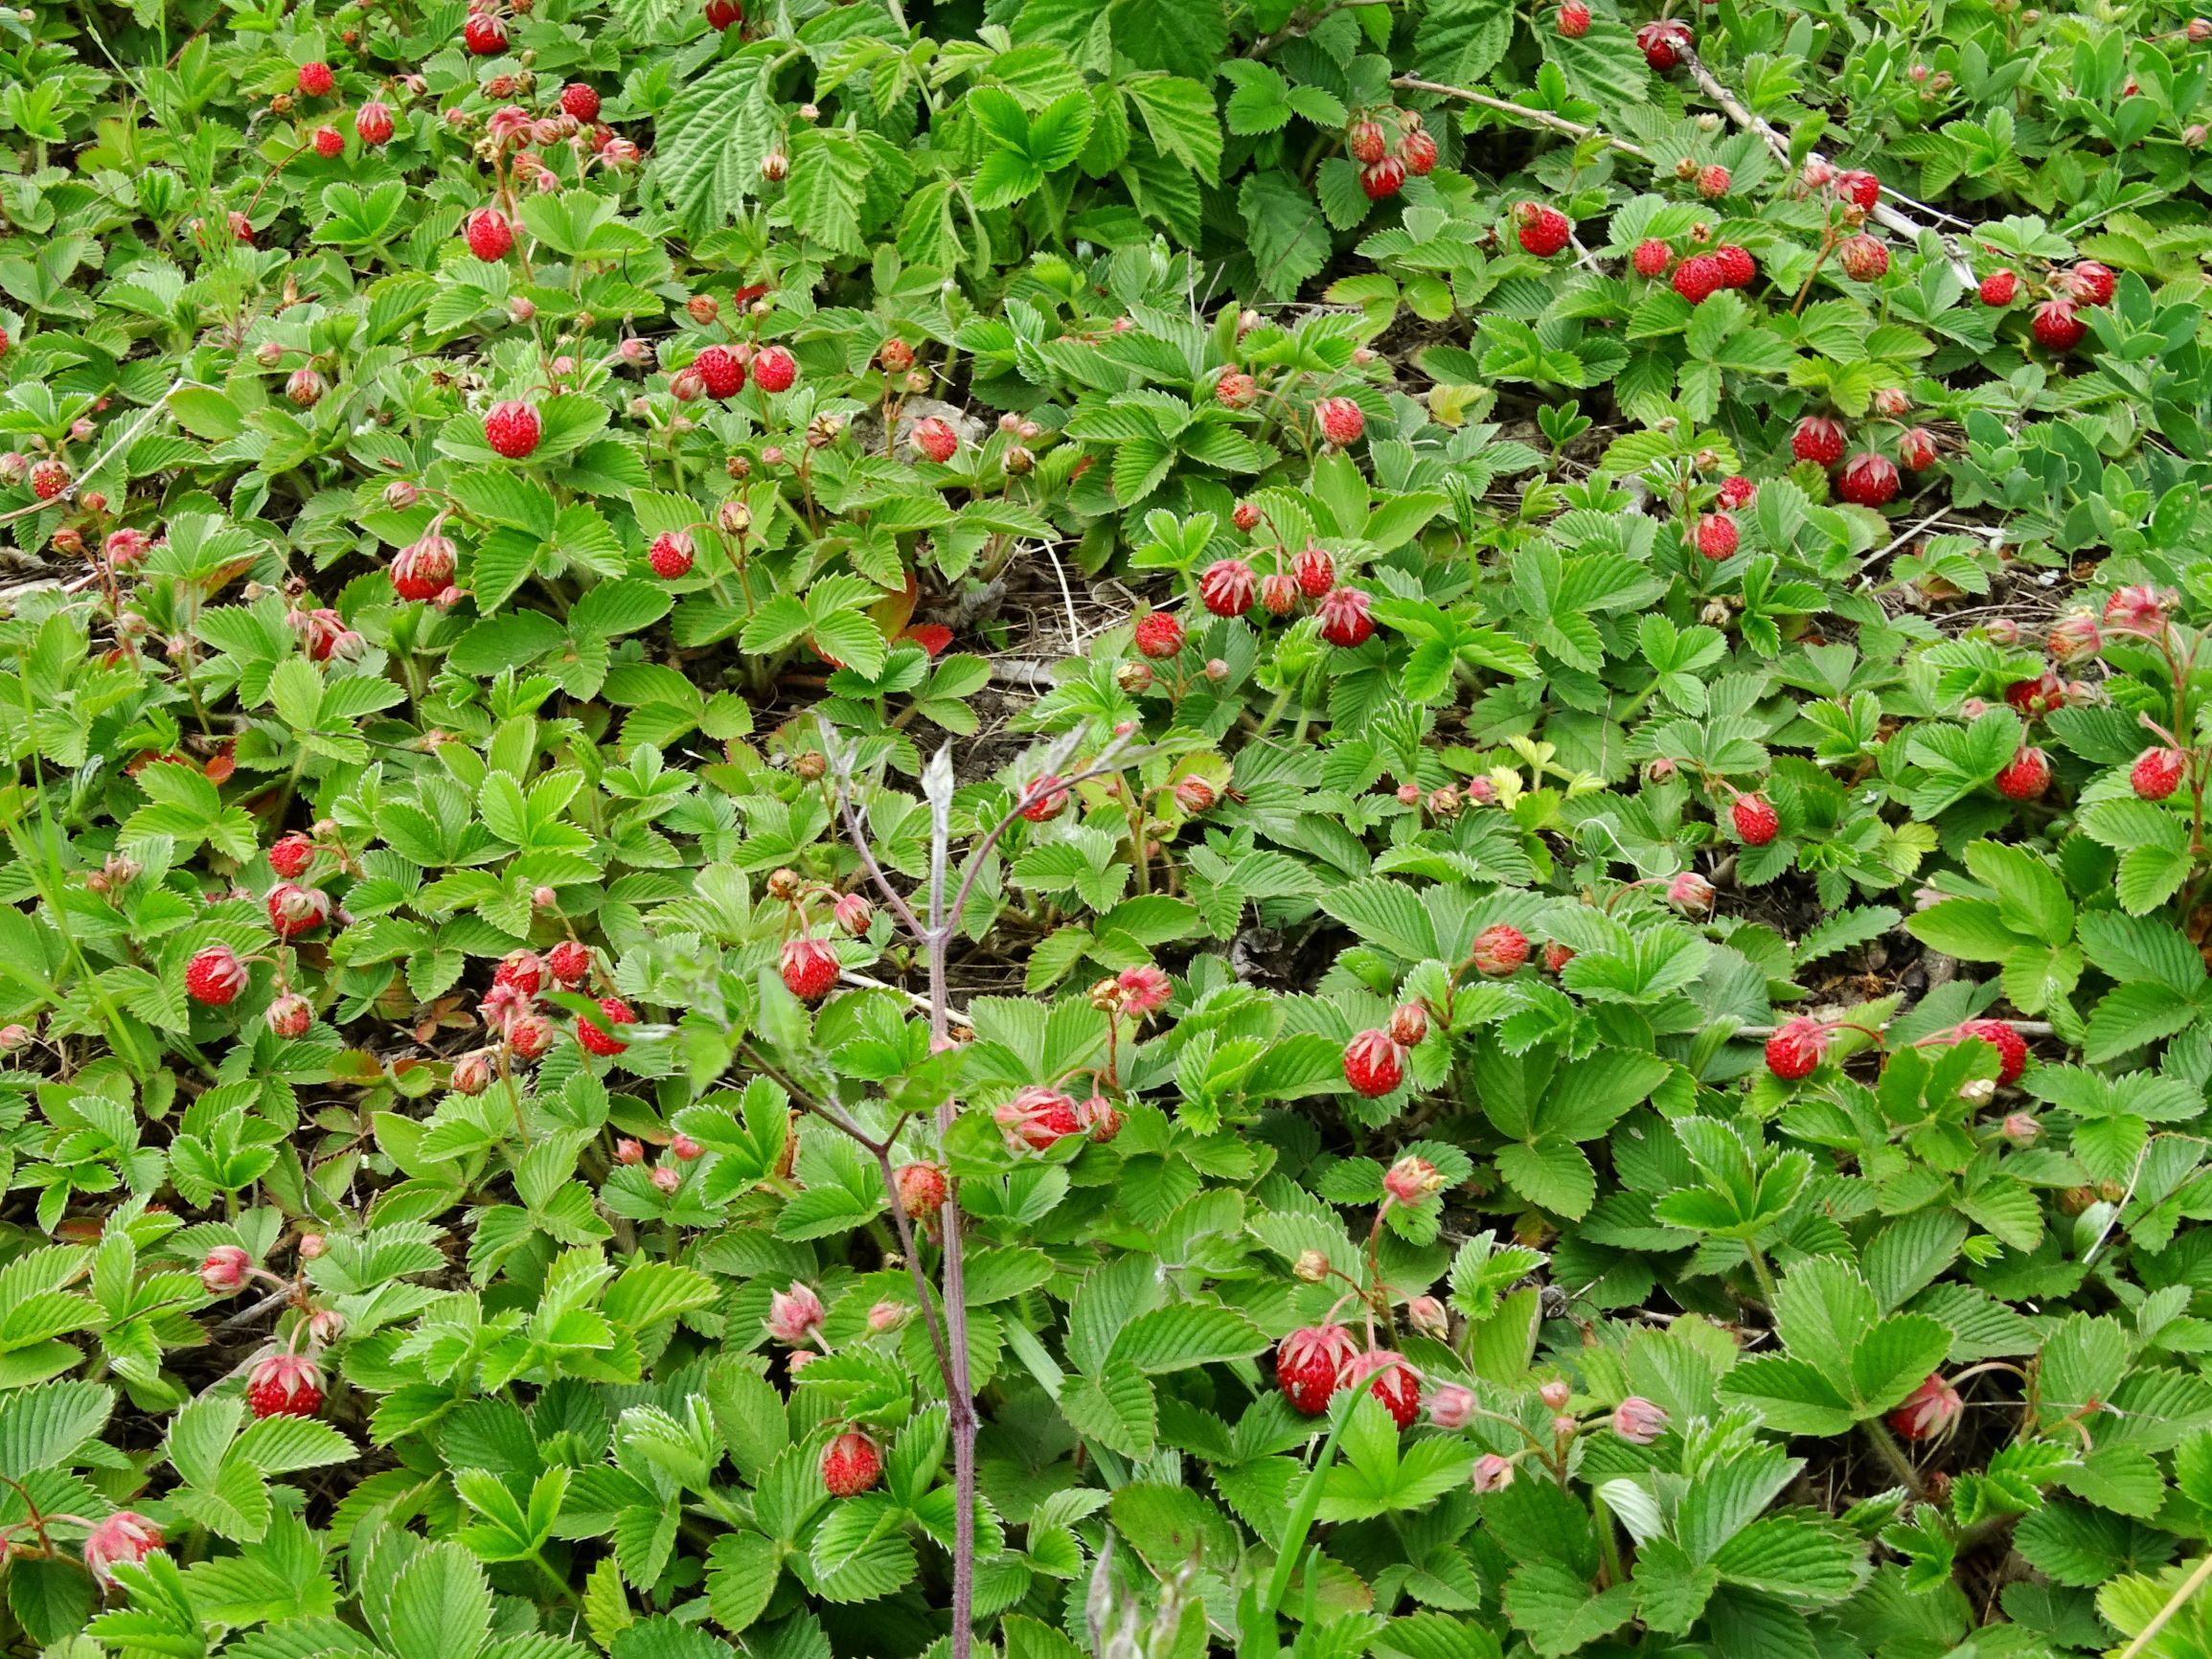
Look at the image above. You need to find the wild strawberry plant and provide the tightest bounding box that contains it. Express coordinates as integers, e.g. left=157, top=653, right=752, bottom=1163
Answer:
left=2, top=0, right=2212, bottom=1656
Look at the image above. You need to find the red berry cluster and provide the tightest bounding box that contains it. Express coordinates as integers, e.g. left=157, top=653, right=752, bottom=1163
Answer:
left=1344, top=107, right=1436, bottom=200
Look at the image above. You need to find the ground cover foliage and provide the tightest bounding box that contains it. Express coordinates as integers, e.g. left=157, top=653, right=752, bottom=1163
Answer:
left=6, top=0, right=2212, bottom=1655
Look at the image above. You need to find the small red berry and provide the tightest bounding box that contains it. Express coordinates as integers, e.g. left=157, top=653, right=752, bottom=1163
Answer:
left=2132, top=746, right=2185, bottom=801
left=1717, top=475, right=1756, bottom=511
left=1134, top=611, right=1186, bottom=660
left=1712, top=244, right=1756, bottom=288
left=1765, top=1015, right=1829, bottom=1080
left=1636, top=19, right=1690, bottom=70
left=1019, top=775, right=1069, bottom=823
left=1631, top=239, right=1672, bottom=278
left=355, top=101, right=395, bottom=145
left=1837, top=452, right=1901, bottom=507
left=1347, top=120, right=1387, bottom=166
left=266, top=883, right=331, bottom=938
left=1361, top=157, right=1407, bottom=200
left=1557, top=0, right=1590, bottom=34
left=1342, top=1030, right=1404, bottom=1098
left=1293, top=545, right=1335, bottom=597
left=1199, top=558, right=1257, bottom=618
left=695, top=344, right=744, bottom=398
left=821, top=1431, right=882, bottom=1496
left=560, top=82, right=601, bottom=121
left=1314, top=398, right=1363, bottom=447
left=1979, top=269, right=2018, bottom=307
left=1995, top=745, right=2051, bottom=801
left=1316, top=587, right=1374, bottom=648
left=781, top=936, right=839, bottom=1001
left=2005, top=672, right=2068, bottom=719
left=1516, top=202, right=1572, bottom=258
left=463, top=11, right=507, bottom=54
left=465, top=208, right=513, bottom=261
left=1697, top=164, right=1731, bottom=198
left=1732, top=793, right=1780, bottom=846
left=1836, top=170, right=1880, bottom=210
left=578, top=996, right=636, bottom=1056
left=1898, top=427, right=1938, bottom=471
left=1471, top=922, right=1529, bottom=975
left=1956, top=1018, right=2028, bottom=1085
left=246, top=1354, right=324, bottom=1419
left=186, top=944, right=250, bottom=1006
left=268, top=833, right=315, bottom=878
left=1216, top=371, right=1258, bottom=410
left=1672, top=254, right=1724, bottom=305
left=896, top=1162, right=946, bottom=1218
left=1792, top=416, right=1847, bottom=466
left=392, top=533, right=456, bottom=602
left=911, top=417, right=958, bottom=463
left=648, top=531, right=695, bottom=580
left=1838, top=234, right=1889, bottom=283
left=297, top=61, right=334, bottom=97
left=1695, top=512, right=1738, bottom=560
left=753, top=346, right=797, bottom=393
left=1345, top=1351, right=1421, bottom=1430
left=1277, top=1323, right=1360, bottom=1414
left=1399, top=130, right=1439, bottom=176
left=2032, top=298, right=2086, bottom=352
left=2064, top=261, right=2115, bottom=306
left=29, top=459, right=68, bottom=501
left=484, top=399, right=541, bottom=459
left=311, top=125, right=344, bottom=158
left=547, top=940, right=591, bottom=984
left=704, top=0, right=741, bottom=26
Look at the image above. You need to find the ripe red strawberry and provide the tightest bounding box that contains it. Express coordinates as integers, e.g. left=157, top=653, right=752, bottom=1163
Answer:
left=1216, top=371, right=1258, bottom=409
left=1345, top=1350, right=1421, bottom=1430
left=911, top=417, right=958, bottom=463
left=311, top=125, right=344, bottom=158
left=1019, top=774, right=1069, bottom=823
left=1837, top=452, right=1901, bottom=507
left=547, top=940, right=591, bottom=984
left=821, top=1431, right=882, bottom=1496
left=1276, top=1322, right=1360, bottom=1414
left=1314, top=397, right=1364, bottom=447
left=297, top=60, right=334, bottom=97
left=1293, top=545, right=1335, bottom=597
left=1732, top=793, right=1780, bottom=845
left=265, top=995, right=312, bottom=1038
left=355, top=101, right=395, bottom=145
left=1838, top=234, right=1889, bottom=282
left=1995, top=745, right=2051, bottom=801
left=1361, top=157, right=1407, bottom=200
left=1343, top=1030, right=1404, bottom=1098
left=1792, top=417, right=1846, bottom=466
left=1956, top=1018, right=2028, bottom=1085
left=463, top=11, right=507, bottom=53
left=392, top=533, right=456, bottom=602
left=1637, top=19, right=1690, bottom=69
left=2132, top=746, right=2185, bottom=801
left=1672, top=254, right=1724, bottom=304
left=1347, top=120, right=1387, bottom=166
left=484, top=399, right=540, bottom=459
left=2033, top=298, right=2086, bottom=352
left=1400, top=130, right=1439, bottom=176
left=508, top=1013, right=554, bottom=1057
left=1317, top=587, right=1375, bottom=648
left=1199, top=557, right=1257, bottom=618
left=1717, top=475, right=1756, bottom=510
left=1135, top=611, right=1186, bottom=659
left=29, top=459, right=68, bottom=501
left=1836, top=170, right=1880, bottom=210
left=186, top=944, right=249, bottom=1006
left=2065, top=261, right=2115, bottom=306
left=1695, top=512, right=1738, bottom=560
left=266, top=883, right=331, bottom=938
left=781, top=936, right=839, bottom=1001
left=1712, top=244, right=1756, bottom=288
left=2005, top=672, right=2067, bottom=718
left=1471, top=922, right=1529, bottom=975
left=465, top=208, right=513, bottom=261
left=649, top=531, right=695, bottom=580
left=1631, top=239, right=1672, bottom=278
left=1697, top=164, right=1730, bottom=198
left=694, top=345, right=744, bottom=398
left=577, top=995, right=636, bottom=1056
left=1979, top=269, right=2018, bottom=307
left=1898, top=427, right=1938, bottom=471
left=1557, top=0, right=1590, bottom=34
left=1516, top=202, right=1572, bottom=257
left=704, top=0, right=741, bottom=26
left=994, top=1086, right=1082, bottom=1152
left=753, top=346, right=797, bottom=393
left=493, top=949, right=543, bottom=994
left=1765, top=1015, right=1830, bottom=1080
left=268, top=833, right=315, bottom=879
left=246, top=1354, right=323, bottom=1419
left=560, top=82, right=601, bottom=121
left=895, top=1161, right=946, bottom=1218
